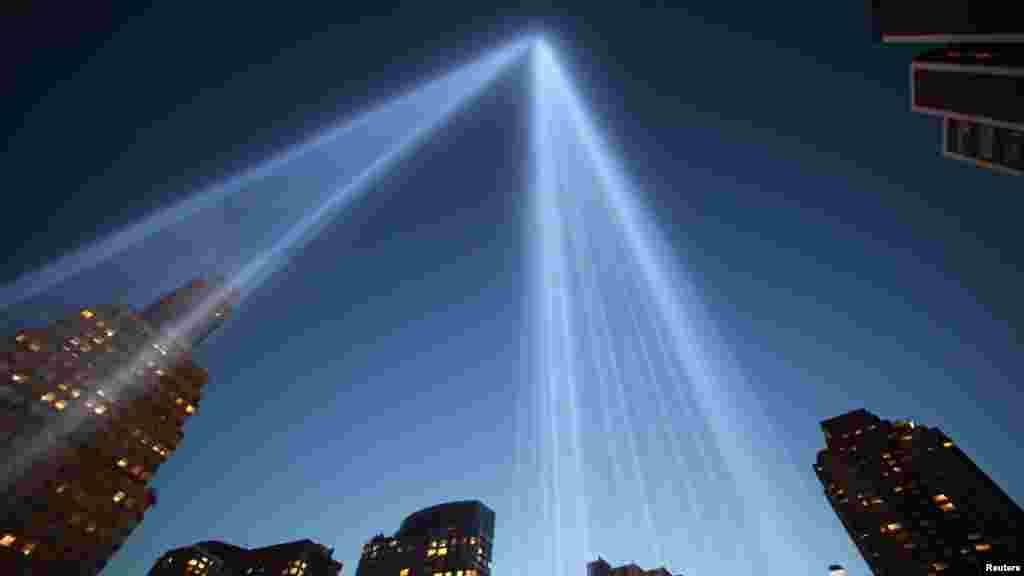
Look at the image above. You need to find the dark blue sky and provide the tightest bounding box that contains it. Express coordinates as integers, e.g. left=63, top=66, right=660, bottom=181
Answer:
left=2, top=4, right=1021, bottom=575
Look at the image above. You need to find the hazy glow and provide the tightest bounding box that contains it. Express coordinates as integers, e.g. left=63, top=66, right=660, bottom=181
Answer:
left=228, top=39, right=528, bottom=301
left=523, top=40, right=810, bottom=573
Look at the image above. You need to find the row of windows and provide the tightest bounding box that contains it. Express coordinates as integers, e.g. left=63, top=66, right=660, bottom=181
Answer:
left=431, top=570, right=479, bottom=576
left=932, top=493, right=955, bottom=512
left=120, top=458, right=151, bottom=482
left=284, top=559, right=308, bottom=575
left=135, top=430, right=171, bottom=457
left=186, top=555, right=213, bottom=575
left=55, top=480, right=139, bottom=513
left=0, top=533, right=36, bottom=556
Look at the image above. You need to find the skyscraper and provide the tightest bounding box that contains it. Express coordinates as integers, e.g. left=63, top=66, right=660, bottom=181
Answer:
left=147, top=538, right=342, bottom=576
left=814, top=409, right=1023, bottom=575
left=0, top=277, right=238, bottom=575
left=355, top=501, right=495, bottom=576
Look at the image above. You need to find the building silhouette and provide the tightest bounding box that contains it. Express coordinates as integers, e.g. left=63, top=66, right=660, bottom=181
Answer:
left=355, top=500, right=495, bottom=576
left=814, top=409, right=1023, bottom=575
left=866, top=1, right=1023, bottom=175
left=147, top=538, right=342, bottom=576
left=0, top=277, right=238, bottom=575
left=587, top=558, right=674, bottom=576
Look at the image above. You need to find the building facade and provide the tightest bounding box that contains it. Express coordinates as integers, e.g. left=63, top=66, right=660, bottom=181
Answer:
left=0, top=277, right=237, bottom=575
left=587, top=557, right=674, bottom=576
left=815, top=409, right=1023, bottom=575
left=355, top=501, right=495, bottom=576
left=148, top=538, right=342, bottom=576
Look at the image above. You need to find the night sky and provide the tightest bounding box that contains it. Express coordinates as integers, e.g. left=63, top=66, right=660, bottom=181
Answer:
left=2, top=3, right=1022, bottom=575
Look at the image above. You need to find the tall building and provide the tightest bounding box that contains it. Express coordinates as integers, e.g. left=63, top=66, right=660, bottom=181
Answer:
left=865, top=1, right=1023, bottom=176
left=147, top=538, right=342, bottom=576
left=0, top=277, right=238, bottom=575
left=355, top=501, right=495, bottom=576
left=587, top=557, right=674, bottom=576
left=814, top=409, right=1023, bottom=575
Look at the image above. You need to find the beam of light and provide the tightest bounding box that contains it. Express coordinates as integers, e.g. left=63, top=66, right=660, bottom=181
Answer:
left=1, top=37, right=529, bottom=494
left=227, top=39, right=529, bottom=302
left=525, top=38, right=811, bottom=575
left=0, top=38, right=529, bottom=313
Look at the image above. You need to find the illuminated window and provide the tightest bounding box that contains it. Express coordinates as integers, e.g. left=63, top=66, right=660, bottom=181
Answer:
left=871, top=497, right=885, bottom=505
left=894, top=486, right=904, bottom=493
left=0, top=534, right=15, bottom=546
left=97, top=389, right=106, bottom=397
left=438, top=547, right=447, bottom=556
left=81, top=309, right=94, bottom=319
left=400, top=569, right=410, bottom=576
left=882, top=522, right=902, bottom=533
left=185, top=404, right=195, bottom=414
left=85, top=522, right=96, bottom=533
left=28, top=341, right=41, bottom=352
left=113, top=491, right=126, bottom=503
left=54, top=400, right=67, bottom=411
left=940, top=502, right=955, bottom=512
left=15, top=333, right=26, bottom=342
left=933, top=494, right=949, bottom=504
left=40, top=392, right=55, bottom=403
left=427, top=549, right=436, bottom=557
left=155, top=369, right=165, bottom=376
left=176, top=397, right=184, bottom=405
left=71, top=388, right=81, bottom=398
left=11, top=373, right=26, bottom=383
left=901, top=435, right=913, bottom=441
left=943, top=441, right=953, bottom=448
left=932, top=561, right=948, bottom=571
left=117, top=458, right=128, bottom=468
left=975, top=543, right=992, bottom=552
left=470, top=537, right=478, bottom=545
left=55, top=484, right=67, bottom=494
left=105, top=329, right=115, bottom=337
left=94, top=404, right=107, bottom=415
left=21, top=542, right=35, bottom=556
